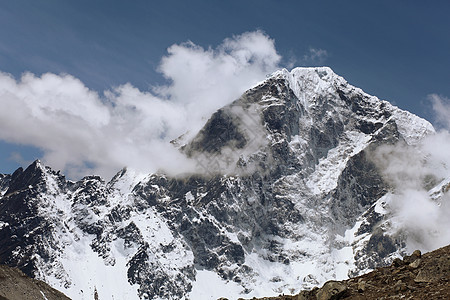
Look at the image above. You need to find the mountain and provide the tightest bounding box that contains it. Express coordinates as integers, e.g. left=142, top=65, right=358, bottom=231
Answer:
left=0, top=67, right=443, bottom=300
left=249, top=244, right=450, bottom=300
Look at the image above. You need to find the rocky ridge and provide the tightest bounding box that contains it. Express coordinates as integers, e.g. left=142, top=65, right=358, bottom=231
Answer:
left=0, top=264, right=70, bottom=300
left=246, top=244, right=450, bottom=300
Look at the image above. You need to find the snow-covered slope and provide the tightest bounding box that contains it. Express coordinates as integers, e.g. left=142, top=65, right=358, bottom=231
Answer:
left=0, top=67, right=442, bottom=299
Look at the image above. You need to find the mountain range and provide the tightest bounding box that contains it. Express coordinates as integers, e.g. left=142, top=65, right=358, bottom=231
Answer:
left=0, top=67, right=446, bottom=300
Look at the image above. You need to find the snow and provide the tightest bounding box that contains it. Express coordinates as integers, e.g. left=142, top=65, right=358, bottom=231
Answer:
left=185, top=191, right=194, bottom=202
left=329, top=246, right=354, bottom=280
left=42, top=172, right=72, bottom=215
left=276, top=66, right=435, bottom=147
left=307, top=131, right=372, bottom=195
left=32, top=169, right=140, bottom=300
left=429, top=176, right=450, bottom=201
left=374, top=194, right=389, bottom=214
left=390, top=108, right=435, bottom=145
left=332, top=194, right=399, bottom=279
left=128, top=208, right=195, bottom=283
left=285, top=67, right=347, bottom=109
left=111, top=168, right=147, bottom=195
left=188, top=270, right=243, bottom=300
left=235, top=243, right=350, bottom=298
left=36, top=200, right=140, bottom=300
left=107, top=168, right=148, bottom=208
left=34, top=167, right=196, bottom=300
left=57, top=235, right=139, bottom=300
left=339, top=221, right=363, bottom=244
left=204, top=222, right=364, bottom=299
left=0, top=221, right=8, bottom=229
left=130, top=209, right=173, bottom=245
left=37, top=225, right=140, bottom=300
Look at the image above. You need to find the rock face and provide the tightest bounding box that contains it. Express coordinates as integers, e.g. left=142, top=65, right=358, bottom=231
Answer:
left=0, top=264, right=70, bottom=300
left=0, top=67, right=441, bottom=299
left=250, top=244, right=450, bottom=300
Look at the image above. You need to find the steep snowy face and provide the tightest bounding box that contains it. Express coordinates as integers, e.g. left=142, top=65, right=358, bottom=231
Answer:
left=178, top=67, right=436, bottom=293
left=0, top=67, right=439, bottom=300
left=187, top=67, right=432, bottom=177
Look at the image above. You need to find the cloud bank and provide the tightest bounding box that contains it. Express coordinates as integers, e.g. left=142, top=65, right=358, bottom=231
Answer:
left=0, top=31, right=281, bottom=179
left=372, top=95, right=450, bottom=252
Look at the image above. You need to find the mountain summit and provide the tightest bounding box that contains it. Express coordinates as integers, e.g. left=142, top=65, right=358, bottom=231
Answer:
left=0, top=67, right=443, bottom=299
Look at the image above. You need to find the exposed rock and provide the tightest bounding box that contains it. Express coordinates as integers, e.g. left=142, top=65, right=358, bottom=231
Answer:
left=393, top=280, right=407, bottom=292
left=357, top=279, right=366, bottom=292
left=409, top=258, right=421, bottom=269
left=0, top=264, right=70, bottom=300
left=315, top=281, right=347, bottom=300
left=403, top=249, right=422, bottom=264
left=412, top=249, right=422, bottom=258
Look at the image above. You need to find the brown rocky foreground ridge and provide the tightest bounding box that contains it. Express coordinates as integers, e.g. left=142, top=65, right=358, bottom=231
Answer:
left=0, top=264, right=70, bottom=300
left=1, top=245, right=449, bottom=300
left=235, top=244, right=450, bottom=300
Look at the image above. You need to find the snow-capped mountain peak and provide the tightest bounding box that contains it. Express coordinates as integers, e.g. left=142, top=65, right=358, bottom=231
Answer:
left=0, top=67, right=444, bottom=299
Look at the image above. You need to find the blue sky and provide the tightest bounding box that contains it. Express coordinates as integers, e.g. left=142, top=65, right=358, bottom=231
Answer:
left=0, top=0, right=449, bottom=177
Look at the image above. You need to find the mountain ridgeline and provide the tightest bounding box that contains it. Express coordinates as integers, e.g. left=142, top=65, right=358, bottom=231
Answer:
left=0, top=67, right=444, bottom=299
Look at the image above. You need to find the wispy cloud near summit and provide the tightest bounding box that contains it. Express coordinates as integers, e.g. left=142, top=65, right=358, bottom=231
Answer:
left=303, top=47, right=328, bottom=65
left=428, top=94, right=450, bottom=130
left=0, top=31, right=281, bottom=179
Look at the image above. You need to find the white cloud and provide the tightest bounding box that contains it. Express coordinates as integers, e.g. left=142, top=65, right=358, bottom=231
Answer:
left=0, top=31, right=281, bottom=179
left=428, top=94, right=450, bottom=130
left=372, top=96, right=450, bottom=252
left=302, top=47, right=328, bottom=65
